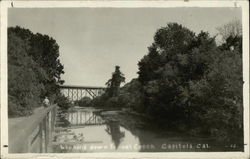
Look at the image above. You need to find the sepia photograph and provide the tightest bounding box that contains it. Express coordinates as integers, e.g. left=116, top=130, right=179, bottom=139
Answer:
left=0, top=1, right=249, bottom=158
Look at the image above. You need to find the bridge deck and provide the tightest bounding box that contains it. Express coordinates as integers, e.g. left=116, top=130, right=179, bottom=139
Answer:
left=59, top=85, right=106, bottom=90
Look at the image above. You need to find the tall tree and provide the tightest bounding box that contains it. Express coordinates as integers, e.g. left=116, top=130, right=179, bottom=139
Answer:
left=138, top=44, right=161, bottom=84
left=8, top=26, right=67, bottom=116
left=8, top=32, right=45, bottom=116
left=105, top=66, right=125, bottom=97
left=8, top=26, right=65, bottom=100
left=29, top=33, right=65, bottom=98
left=137, top=23, right=200, bottom=126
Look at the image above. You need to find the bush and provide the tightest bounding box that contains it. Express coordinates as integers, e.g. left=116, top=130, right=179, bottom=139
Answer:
left=75, top=96, right=92, bottom=107
left=54, top=94, right=73, bottom=110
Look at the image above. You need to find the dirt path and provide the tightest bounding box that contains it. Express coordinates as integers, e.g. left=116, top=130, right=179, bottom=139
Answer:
left=8, top=107, right=45, bottom=130
left=8, top=105, right=56, bottom=153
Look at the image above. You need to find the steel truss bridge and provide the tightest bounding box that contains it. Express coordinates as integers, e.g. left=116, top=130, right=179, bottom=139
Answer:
left=59, top=85, right=106, bottom=101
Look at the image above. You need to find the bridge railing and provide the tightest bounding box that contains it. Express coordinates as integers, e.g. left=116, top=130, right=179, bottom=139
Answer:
left=8, top=105, right=57, bottom=153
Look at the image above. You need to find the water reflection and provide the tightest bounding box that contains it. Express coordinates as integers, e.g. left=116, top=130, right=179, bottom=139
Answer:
left=105, top=120, right=125, bottom=149
left=52, top=107, right=140, bottom=152
left=51, top=107, right=243, bottom=153
left=66, top=109, right=104, bottom=126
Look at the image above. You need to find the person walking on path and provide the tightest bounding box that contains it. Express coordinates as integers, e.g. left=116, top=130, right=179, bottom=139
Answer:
left=43, top=96, right=50, bottom=108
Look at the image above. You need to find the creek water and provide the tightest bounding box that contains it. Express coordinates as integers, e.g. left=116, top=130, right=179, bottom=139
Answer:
left=51, top=107, right=243, bottom=153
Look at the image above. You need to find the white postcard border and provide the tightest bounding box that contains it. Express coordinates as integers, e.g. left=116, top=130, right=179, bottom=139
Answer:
left=0, top=1, right=249, bottom=159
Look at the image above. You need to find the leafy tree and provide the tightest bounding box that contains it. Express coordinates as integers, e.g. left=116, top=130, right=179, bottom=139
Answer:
left=137, top=23, right=212, bottom=128
left=29, top=33, right=65, bottom=98
left=105, top=66, right=125, bottom=97
left=8, top=26, right=68, bottom=116
left=138, top=44, right=161, bottom=84
left=8, top=26, right=65, bottom=99
left=8, top=32, right=45, bottom=116
left=92, top=21, right=243, bottom=143
left=136, top=22, right=243, bottom=141
left=54, top=94, right=73, bottom=110
left=91, top=66, right=126, bottom=108
left=188, top=46, right=242, bottom=139
left=75, top=96, right=92, bottom=107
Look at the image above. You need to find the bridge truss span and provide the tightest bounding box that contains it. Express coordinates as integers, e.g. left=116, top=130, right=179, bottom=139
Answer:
left=59, top=85, right=106, bottom=101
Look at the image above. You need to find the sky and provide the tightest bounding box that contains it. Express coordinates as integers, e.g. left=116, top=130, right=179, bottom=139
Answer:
left=8, top=7, right=242, bottom=87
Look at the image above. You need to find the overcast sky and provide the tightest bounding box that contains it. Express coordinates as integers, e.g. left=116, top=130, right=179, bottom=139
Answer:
left=8, top=8, right=241, bottom=87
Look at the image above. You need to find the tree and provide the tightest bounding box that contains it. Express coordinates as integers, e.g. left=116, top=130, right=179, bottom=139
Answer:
left=29, top=33, right=65, bottom=98
left=138, top=44, right=161, bottom=84
left=8, top=26, right=65, bottom=100
left=105, top=66, right=125, bottom=97
left=136, top=22, right=242, bottom=140
left=216, top=19, right=242, bottom=44
left=54, top=94, right=73, bottom=110
left=188, top=46, right=242, bottom=140
left=8, top=32, right=45, bottom=116
left=137, top=23, right=205, bottom=127
left=75, top=96, right=92, bottom=107
left=8, top=26, right=68, bottom=116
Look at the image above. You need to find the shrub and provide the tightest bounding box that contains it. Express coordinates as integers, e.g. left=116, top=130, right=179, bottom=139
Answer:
left=75, top=96, right=92, bottom=107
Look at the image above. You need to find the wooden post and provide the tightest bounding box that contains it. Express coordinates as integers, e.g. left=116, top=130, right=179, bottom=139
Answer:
left=51, top=107, right=55, bottom=132
left=53, top=106, right=57, bottom=131
left=48, top=111, right=52, bottom=153
left=42, top=118, right=46, bottom=153
left=39, top=122, right=43, bottom=153
left=44, top=117, right=48, bottom=153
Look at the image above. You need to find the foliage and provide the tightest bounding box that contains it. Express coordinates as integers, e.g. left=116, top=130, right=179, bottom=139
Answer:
left=122, top=22, right=242, bottom=141
left=54, top=94, right=73, bottom=110
left=91, top=66, right=126, bottom=108
left=91, top=22, right=243, bottom=141
left=8, top=32, right=45, bottom=117
left=135, top=22, right=243, bottom=140
left=8, top=26, right=68, bottom=117
left=8, top=26, right=65, bottom=98
left=118, top=79, right=144, bottom=111
left=137, top=24, right=215, bottom=128
left=75, top=96, right=92, bottom=107
left=187, top=47, right=243, bottom=140
left=105, top=66, right=125, bottom=97
left=29, top=33, right=64, bottom=97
